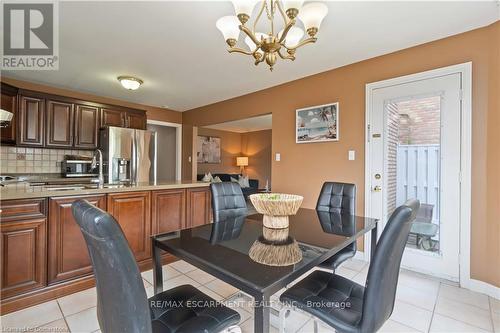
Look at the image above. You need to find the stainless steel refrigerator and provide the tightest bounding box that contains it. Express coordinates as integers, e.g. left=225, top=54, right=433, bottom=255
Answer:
left=99, top=126, right=157, bottom=184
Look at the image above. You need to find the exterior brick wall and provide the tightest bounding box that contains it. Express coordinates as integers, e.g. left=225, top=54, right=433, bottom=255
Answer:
left=397, top=96, right=441, bottom=144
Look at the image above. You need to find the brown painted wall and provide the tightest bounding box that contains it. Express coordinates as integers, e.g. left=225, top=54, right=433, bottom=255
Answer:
left=1, top=77, right=182, bottom=124
left=241, top=129, right=272, bottom=188
left=183, top=22, right=499, bottom=286
left=197, top=128, right=242, bottom=176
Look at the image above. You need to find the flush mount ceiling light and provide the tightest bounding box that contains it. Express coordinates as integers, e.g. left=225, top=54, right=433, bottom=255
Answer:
left=117, top=76, right=143, bottom=90
left=216, top=0, right=328, bottom=71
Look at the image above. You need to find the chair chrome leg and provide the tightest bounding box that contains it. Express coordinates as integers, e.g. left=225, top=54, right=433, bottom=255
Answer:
left=313, top=318, right=319, bottom=333
left=220, top=325, right=241, bottom=333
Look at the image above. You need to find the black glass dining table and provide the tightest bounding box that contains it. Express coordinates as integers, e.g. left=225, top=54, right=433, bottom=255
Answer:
left=151, top=208, right=378, bottom=333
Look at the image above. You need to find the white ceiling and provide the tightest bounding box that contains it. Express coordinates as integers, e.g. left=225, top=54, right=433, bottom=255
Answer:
left=2, top=1, right=498, bottom=111
left=204, top=114, right=272, bottom=133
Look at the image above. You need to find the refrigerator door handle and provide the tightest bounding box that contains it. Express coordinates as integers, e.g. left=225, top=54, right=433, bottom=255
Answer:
left=131, top=132, right=137, bottom=185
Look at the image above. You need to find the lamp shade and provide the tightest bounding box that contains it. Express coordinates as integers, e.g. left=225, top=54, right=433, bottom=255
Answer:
left=278, top=26, right=304, bottom=48
left=231, top=0, right=259, bottom=17
left=298, top=2, right=328, bottom=31
left=282, top=0, right=304, bottom=12
left=216, top=16, right=241, bottom=42
left=236, top=156, right=249, bottom=167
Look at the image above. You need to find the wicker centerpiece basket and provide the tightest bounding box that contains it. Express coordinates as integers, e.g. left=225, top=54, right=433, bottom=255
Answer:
left=249, top=193, right=304, bottom=229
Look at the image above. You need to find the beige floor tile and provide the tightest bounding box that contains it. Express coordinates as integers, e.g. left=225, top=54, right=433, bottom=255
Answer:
left=492, top=311, right=500, bottom=333
left=205, top=279, right=239, bottom=299
left=186, top=268, right=217, bottom=285
left=271, top=307, right=311, bottom=332
left=65, top=306, right=100, bottom=333
left=296, top=318, right=336, bottom=333
left=335, top=266, right=359, bottom=279
left=198, top=285, right=225, bottom=302
left=398, top=270, right=440, bottom=295
left=1, top=300, right=63, bottom=330
left=37, top=318, right=70, bottom=332
left=435, top=297, right=493, bottom=331
left=439, top=283, right=490, bottom=310
left=141, top=265, right=182, bottom=285
left=490, top=298, right=500, bottom=314
left=390, top=300, right=433, bottom=332
left=57, top=287, right=97, bottom=316
left=430, top=313, right=491, bottom=333
left=379, top=319, right=421, bottom=332
left=168, top=260, right=197, bottom=273
left=162, top=274, right=200, bottom=290
left=352, top=267, right=369, bottom=286
left=240, top=318, right=279, bottom=333
left=340, top=258, right=368, bottom=272
left=396, top=283, right=438, bottom=311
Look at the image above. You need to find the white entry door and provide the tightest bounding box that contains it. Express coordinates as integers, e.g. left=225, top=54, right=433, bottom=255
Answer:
left=367, top=73, right=462, bottom=281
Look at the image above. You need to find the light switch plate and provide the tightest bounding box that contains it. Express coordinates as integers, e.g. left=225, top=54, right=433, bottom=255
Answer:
left=275, top=153, right=281, bottom=161
left=348, top=150, right=355, bottom=161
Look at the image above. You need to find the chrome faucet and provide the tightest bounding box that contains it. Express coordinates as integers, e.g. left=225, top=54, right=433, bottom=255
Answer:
left=91, top=149, right=104, bottom=186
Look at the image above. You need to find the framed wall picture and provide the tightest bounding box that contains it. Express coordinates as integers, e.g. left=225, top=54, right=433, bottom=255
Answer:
left=197, top=135, right=221, bottom=163
left=296, top=102, right=339, bottom=143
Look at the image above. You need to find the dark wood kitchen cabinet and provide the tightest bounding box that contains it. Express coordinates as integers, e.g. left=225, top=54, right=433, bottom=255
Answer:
left=0, top=83, right=18, bottom=144
left=125, top=111, right=147, bottom=130
left=107, top=191, right=151, bottom=261
left=17, top=93, right=45, bottom=146
left=74, top=105, right=99, bottom=149
left=47, top=195, right=106, bottom=284
left=100, top=108, right=125, bottom=128
left=0, top=199, right=47, bottom=299
left=46, top=99, right=74, bottom=148
left=186, top=187, right=211, bottom=227
left=152, top=189, right=186, bottom=234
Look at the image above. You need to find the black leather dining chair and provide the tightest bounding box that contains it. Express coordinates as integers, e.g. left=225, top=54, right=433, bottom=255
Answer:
left=210, top=214, right=247, bottom=244
left=316, top=182, right=357, bottom=271
left=72, top=200, right=241, bottom=333
left=210, top=182, right=247, bottom=223
left=279, top=199, right=420, bottom=333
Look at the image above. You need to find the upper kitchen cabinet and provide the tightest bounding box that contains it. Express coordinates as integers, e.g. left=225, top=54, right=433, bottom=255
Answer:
left=17, top=92, right=45, bottom=147
left=46, top=99, right=74, bottom=148
left=74, top=105, right=99, bottom=149
left=101, top=108, right=125, bottom=128
left=101, top=107, right=147, bottom=129
left=125, top=111, right=147, bottom=130
left=0, top=83, right=18, bottom=144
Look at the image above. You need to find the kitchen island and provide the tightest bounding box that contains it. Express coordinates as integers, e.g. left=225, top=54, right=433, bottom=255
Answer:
left=0, top=181, right=211, bottom=314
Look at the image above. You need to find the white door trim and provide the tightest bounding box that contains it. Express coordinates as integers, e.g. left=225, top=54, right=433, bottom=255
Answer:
left=364, top=62, right=472, bottom=288
left=147, top=120, right=182, bottom=181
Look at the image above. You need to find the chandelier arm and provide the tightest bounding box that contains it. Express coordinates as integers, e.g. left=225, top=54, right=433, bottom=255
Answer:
left=278, top=19, right=295, bottom=44
left=254, top=53, right=267, bottom=66
left=240, top=25, right=262, bottom=46
left=287, top=37, right=318, bottom=51
left=278, top=49, right=295, bottom=61
left=228, top=47, right=254, bottom=56
left=253, top=1, right=267, bottom=34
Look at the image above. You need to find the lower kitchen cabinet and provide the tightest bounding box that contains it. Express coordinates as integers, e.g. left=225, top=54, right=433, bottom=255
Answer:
left=107, top=191, right=151, bottom=261
left=0, top=199, right=47, bottom=299
left=48, top=195, right=106, bottom=284
left=152, top=189, right=186, bottom=234
left=186, top=187, right=211, bottom=227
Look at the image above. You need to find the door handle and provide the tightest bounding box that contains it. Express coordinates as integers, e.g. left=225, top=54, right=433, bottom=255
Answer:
left=373, top=186, right=382, bottom=192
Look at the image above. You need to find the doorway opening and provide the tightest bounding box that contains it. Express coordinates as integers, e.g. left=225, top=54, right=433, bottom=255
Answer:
left=147, top=120, right=182, bottom=181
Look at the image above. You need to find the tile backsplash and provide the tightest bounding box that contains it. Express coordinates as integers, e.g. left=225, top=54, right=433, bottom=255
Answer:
left=0, top=146, right=93, bottom=174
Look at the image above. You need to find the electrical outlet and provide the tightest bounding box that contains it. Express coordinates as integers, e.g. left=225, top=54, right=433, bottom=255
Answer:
left=275, top=153, right=281, bottom=161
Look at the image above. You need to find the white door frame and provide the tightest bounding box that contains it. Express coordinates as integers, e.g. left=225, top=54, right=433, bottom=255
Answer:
left=147, top=120, right=182, bottom=181
left=364, top=62, right=472, bottom=287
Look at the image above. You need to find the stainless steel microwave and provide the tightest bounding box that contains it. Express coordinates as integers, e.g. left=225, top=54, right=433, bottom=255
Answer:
left=61, top=160, right=98, bottom=177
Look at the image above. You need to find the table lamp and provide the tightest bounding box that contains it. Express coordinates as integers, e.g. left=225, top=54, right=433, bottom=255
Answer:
left=236, top=156, right=248, bottom=174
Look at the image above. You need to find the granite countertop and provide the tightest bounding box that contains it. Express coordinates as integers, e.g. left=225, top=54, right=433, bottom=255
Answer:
left=0, top=180, right=210, bottom=200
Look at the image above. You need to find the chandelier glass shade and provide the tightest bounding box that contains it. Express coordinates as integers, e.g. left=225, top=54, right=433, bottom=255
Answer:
left=216, top=0, right=328, bottom=71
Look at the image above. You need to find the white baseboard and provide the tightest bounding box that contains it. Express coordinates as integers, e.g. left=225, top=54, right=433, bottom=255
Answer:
left=464, top=278, right=500, bottom=300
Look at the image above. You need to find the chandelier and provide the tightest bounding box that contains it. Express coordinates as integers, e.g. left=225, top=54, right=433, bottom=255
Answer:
left=216, top=1, right=328, bottom=71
